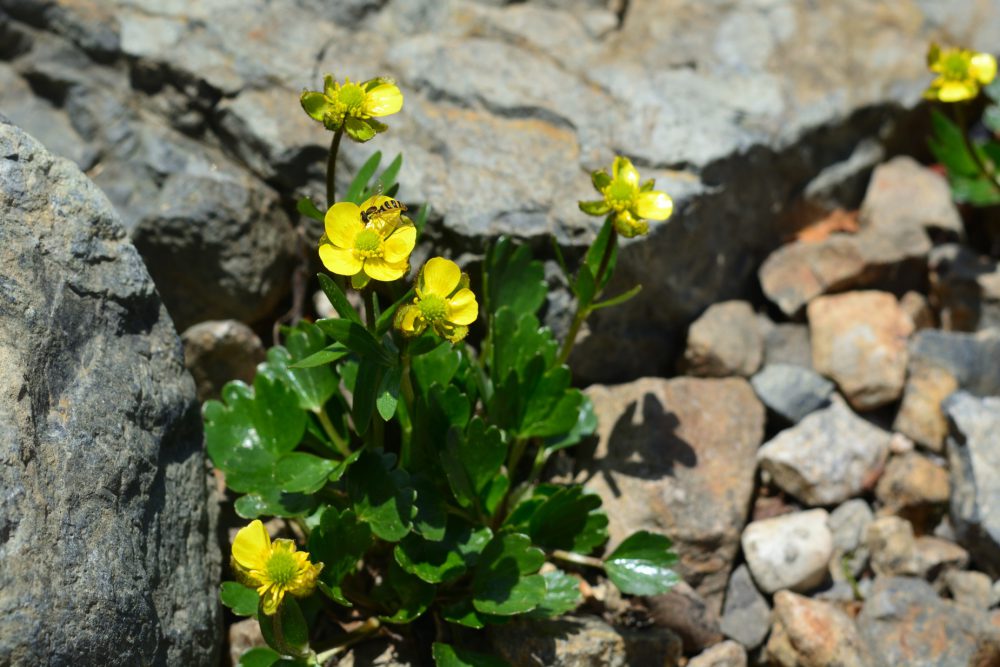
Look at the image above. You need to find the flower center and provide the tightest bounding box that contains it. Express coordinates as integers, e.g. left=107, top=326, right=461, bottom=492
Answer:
left=354, top=228, right=384, bottom=259
left=604, top=180, right=636, bottom=211
left=943, top=52, right=970, bottom=80
left=418, top=294, right=447, bottom=322
left=265, top=551, right=298, bottom=586
left=338, top=83, right=367, bottom=114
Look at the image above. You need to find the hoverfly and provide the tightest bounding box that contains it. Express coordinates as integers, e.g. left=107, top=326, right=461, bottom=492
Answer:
left=360, top=197, right=407, bottom=224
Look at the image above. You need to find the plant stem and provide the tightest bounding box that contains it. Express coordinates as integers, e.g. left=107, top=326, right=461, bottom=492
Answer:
left=550, top=549, right=605, bottom=570
left=326, top=127, right=345, bottom=207
left=399, top=350, right=415, bottom=466
left=316, top=409, right=351, bottom=458
left=557, top=225, right=618, bottom=365
left=363, top=288, right=384, bottom=450
left=314, top=618, right=382, bottom=665
left=954, top=103, right=1000, bottom=197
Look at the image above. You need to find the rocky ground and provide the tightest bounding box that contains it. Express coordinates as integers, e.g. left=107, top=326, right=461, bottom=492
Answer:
left=5, top=0, right=1000, bottom=666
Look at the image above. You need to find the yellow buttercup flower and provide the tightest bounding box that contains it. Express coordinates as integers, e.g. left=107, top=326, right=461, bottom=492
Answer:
left=231, top=520, right=323, bottom=615
left=301, top=75, right=404, bottom=141
left=925, top=43, right=997, bottom=103
left=394, top=257, right=478, bottom=342
left=319, top=194, right=417, bottom=285
left=578, top=156, right=673, bottom=238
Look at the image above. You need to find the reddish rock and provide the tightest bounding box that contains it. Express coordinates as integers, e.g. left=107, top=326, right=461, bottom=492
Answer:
left=808, top=291, right=913, bottom=410
left=582, top=378, right=765, bottom=612
left=766, top=591, right=875, bottom=667
left=875, top=452, right=949, bottom=531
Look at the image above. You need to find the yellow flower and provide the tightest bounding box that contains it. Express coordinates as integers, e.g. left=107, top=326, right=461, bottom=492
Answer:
left=578, top=156, right=673, bottom=238
left=301, top=75, right=404, bottom=141
left=319, top=194, right=417, bottom=284
left=925, top=43, right=997, bottom=103
left=231, top=520, right=323, bottom=615
left=394, top=257, right=478, bottom=342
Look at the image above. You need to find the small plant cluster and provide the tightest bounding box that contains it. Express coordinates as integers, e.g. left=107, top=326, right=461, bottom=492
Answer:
left=207, top=75, right=677, bottom=666
left=925, top=43, right=1000, bottom=205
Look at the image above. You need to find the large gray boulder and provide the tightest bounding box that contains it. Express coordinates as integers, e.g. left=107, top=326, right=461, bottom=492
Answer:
left=0, top=118, right=220, bottom=665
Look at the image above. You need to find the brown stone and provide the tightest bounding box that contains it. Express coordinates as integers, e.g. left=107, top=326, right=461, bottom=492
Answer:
left=645, top=581, right=723, bottom=654
left=581, top=377, right=765, bottom=612
left=682, top=301, right=763, bottom=378
left=688, top=640, right=747, bottom=667
left=866, top=516, right=919, bottom=578
left=914, top=536, right=970, bottom=580
left=182, top=319, right=266, bottom=402
left=767, top=591, right=875, bottom=667
left=808, top=291, right=913, bottom=410
left=875, top=452, right=950, bottom=532
left=228, top=618, right=265, bottom=667
left=894, top=366, right=959, bottom=453
left=900, top=290, right=936, bottom=331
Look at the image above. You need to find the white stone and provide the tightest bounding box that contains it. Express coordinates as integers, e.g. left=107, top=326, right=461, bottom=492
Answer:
left=741, top=510, right=833, bottom=594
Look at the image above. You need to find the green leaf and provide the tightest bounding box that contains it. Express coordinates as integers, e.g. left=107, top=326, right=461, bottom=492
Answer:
left=543, top=396, right=597, bottom=454
left=485, top=237, right=547, bottom=317
left=604, top=531, right=681, bottom=596
left=260, top=322, right=338, bottom=413
left=316, top=318, right=394, bottom=367
left=527, top=486, right=609, bottom=553
left=238, top=647, right=281, bottom=667
left=472, top=533, right=546, bottom=616
left=347, top=450, right=415, bottom=541
left=309, top=507, right=373, bottom=604
left=573, top=264, right=596, bottom=306
left=234, top=489, right=315, bottom=519
left=440, top=600, right=486, bottom=629
left=373, top=153, right=403, bottom=197
left=274, top=452, right=337, bottom=493
left=411, top=342, right=463, bottom=393
left=296, top=196, right=326, bottom=222
left=526, top=570, right=582, bottom=618
left=414, top=202, right=430, bottom=235
left=317, top=273, right=364, bottom=325
left=590, top=284, right=642, bottom=311
left=950, top=171, right=1000, bottom=206
left=585, top=215, right=618, bottom=291
left=439, top=418, right=507, bottom=512
left=984, top=104, right=1000, bottom=134
left=346, top=151, right=382, bottom=204
left=300, top=91, right=331, bottom=122
left=394, top=517, right=493, bottom=583
left=375, top=287, right=414, bottom=336
left=220, top=582, right=259, bottom=617
left=288, top=343, right=349, bottom=369
left=984, top=77, right=1000, bottom=103
left=376, top=365, right=402, bottom=421
left=352, top=357, right=381, bottom=436
left=374, top=561, right=436, bottom=624
left=205, top=377, right=307, bottom=493
left=259, top=598, right=310, bottom=658
left=578, top=199, right=611, bottom=216
left=929, top=109, right=979, bottom=176
left=411, top=475, right=448, bottom=541
left=432, top=643, right=510, bottom=667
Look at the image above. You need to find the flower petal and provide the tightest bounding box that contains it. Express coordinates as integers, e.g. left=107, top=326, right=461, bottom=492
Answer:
left=611, top=156, right=639, bottom=187
left=319, top=244, right=363, bottom=276
left=323, top=74, right=338, bottom=98
left=300, top=91, right=333, bottom=122
left=365, top=83, right=404, bottom=117
left=939, top=80, right=976, bottom=102
left=446, top=288, right=478, bottom=325
left=232, top=520, right=271, bottom=571
left=345, top=117, right=377, bottom=142
left=971, top=53, right=997, bottom=85
left=364, top=258, right=408, bottom=282
left=259, top=585, right=283, bottom=616
left=421, top=257, right=461, bottom=297
left=635, top=191, right=674, bottom=221
left=384, top=224, right=417, bottom=263
left=394, top=304, right=425, bottom=336
left=591, top=169, right=611, bottom=191
left=325, top=202, right=363, bottom=248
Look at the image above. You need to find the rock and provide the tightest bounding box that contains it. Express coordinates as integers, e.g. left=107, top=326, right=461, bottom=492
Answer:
left=490, top=615, right=682, bottom=667
left=750, top=363, right=834, bottom=423
left=645, top=582, right=723, bottom=654
left=929, top=244, right=1000, bottom=332
left=766, top=591, right=875, bottom=667
left=915, top=536, right=970, bottom=580
left=228, top=618, right=265, bottom=667
left=894, top=329, right=1000, bottom=451
left=719, top=564, right=771, bottom=651
left=756, top=401, right=890, bottom=506
left=945, top=570, right=994, bottom=611
left=945, top=392, right=1000, bottom=578
left=860, top=156, right=964, bottom=239
left=687, top=640, right=747, bottom=667
left=682, top=301, right=763, bottom=378
left=808, top=291, right=913, bottom=410
left=0, top=119, right=219, bottom=664
left=762, top=323, right=813, bottom=369
left=581, top=377, right=765, bottom=611
left=866, top=516, right=919, bottom=577
left=889, top=432, right=916, bottom=455
left=874, top=452, right=950, bottom=531
left=182, top=320, right=267, bottom=402
left=900, top=290, right=936, bottom=331
left=828, top=499, right=873, bottom=581
left=759, top=158, right=961, bottom=318
left=859, top=577, right=1000, bottom=666
left=338, top=638, right=417, bottom=667
left=741, top=509, right=833, bottom=594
